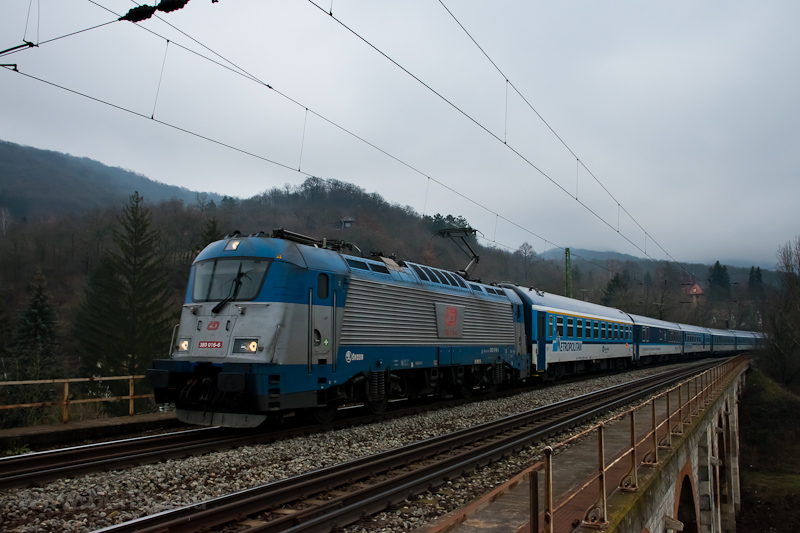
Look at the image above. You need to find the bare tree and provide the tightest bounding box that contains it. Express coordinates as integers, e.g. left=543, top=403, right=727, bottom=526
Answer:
left=0, top=207, right=11, bottom=236
left=760, top=236, right=800, bottom=391
left=514, top=241, right=538, bottom=285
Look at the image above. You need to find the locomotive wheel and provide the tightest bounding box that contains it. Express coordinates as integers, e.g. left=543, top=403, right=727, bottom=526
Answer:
left=365, top=397, right=388, bottom=414
left=312, top=403, right=339, bottom=424
left=459, top=380, right=474, bottom=399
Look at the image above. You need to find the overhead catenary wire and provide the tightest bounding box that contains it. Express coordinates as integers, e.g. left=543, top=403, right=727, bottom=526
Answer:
left=7, top=0, right=673, bottom=278
left=1, top=62, right=623, bottom=277
left=436, top=0, right=685, bottom=269
left=307, top=0, right=689, bottom=273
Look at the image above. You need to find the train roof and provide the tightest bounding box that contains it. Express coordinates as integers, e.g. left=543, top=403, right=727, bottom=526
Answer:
left=678, top=323, right=711, bottom=334
left=503, top=285, right=632, bottom=323
left=706, top=327, right=736, bottom=337
left=195, top=234, right=348, bottom=271
left=626, top=314, right=682, bottom=330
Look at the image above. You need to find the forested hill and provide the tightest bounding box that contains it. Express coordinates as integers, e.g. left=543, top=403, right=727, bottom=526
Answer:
left=0, top=140, right=219, bottom=220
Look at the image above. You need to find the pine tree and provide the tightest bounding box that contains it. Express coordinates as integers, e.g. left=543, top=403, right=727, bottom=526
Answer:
left=707, top=261, right=731, bottom=303
left=2, top=270, right=63, bottom=427
left=748, top=266, right=764, bottom=300
left=601, top=273, right=631, bottom=308
left=11, top=270, right=62, bottom=381
left=200, top=217, right=223, bottom=249
left=76, top=192, right=173, bottom=376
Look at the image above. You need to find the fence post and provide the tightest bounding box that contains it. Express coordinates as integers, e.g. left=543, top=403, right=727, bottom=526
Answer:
left=129, top=377, right=135, bottom=416
left=530, top=470, right=539, bottom=533
left=620, top=409, right=638, bottom=491
left=544, top=447, right=553, bottom=533
left=597, top=423, right=608, bottom=523
left=651, top=398, right=658, bottom=464
left=62, top=381, right=69, bottom=423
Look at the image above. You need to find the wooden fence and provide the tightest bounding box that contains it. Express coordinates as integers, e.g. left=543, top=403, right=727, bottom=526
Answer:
left=0, top=375, right=154, bottom=423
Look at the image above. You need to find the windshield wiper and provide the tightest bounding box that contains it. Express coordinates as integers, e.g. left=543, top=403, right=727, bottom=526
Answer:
left=211, top=265, right=250, bottom=314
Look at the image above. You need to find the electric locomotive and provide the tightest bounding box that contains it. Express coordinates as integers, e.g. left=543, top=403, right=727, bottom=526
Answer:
left=147, top=229, right=529, bottom=427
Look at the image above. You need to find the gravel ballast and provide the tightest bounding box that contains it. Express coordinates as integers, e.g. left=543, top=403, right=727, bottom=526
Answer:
left=0, top=363, right=702, bottom=532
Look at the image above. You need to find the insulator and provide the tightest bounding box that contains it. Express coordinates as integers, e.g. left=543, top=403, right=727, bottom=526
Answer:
left=119, top=5, right=157, bottom=22
left=157, top=0, right=191, bottom=13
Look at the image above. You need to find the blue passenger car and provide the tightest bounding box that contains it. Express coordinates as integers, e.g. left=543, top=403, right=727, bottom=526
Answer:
left=502, top=285, right=633, bottom=378
left=627, top=314, right=682, bottom=362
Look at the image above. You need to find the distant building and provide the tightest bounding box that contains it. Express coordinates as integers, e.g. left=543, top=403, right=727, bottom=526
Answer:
left=339, top=217, right=355, bottom=231
left=684, top=283, right=705, bottom=306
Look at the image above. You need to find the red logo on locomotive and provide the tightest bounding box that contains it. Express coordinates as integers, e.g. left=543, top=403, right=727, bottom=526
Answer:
left=207, top=321, right=220, bottom=331
left=445, top=306, right=458, bottom=327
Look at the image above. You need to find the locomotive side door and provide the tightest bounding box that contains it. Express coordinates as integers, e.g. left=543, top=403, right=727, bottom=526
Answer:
left=309, top=272, right=334, bottom=370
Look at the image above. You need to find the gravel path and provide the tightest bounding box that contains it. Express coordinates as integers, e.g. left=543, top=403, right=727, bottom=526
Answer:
left=0, top=363, right=701, bottom=532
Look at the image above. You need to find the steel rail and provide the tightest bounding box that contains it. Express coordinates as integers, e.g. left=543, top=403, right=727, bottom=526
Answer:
left=0, top=363, right=646, bottom=490
left=94, top=361, right=718, bottom=533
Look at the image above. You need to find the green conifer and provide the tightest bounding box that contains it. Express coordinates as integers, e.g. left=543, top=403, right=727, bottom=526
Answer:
left=76, top=192, right=173, bottom=376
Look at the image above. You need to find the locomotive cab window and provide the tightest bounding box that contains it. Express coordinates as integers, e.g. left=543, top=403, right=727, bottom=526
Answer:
left=193, top=258, right=271, bottom=302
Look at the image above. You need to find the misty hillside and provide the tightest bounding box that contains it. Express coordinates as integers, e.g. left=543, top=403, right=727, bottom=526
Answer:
left=0, top=140, right=221, bottom=220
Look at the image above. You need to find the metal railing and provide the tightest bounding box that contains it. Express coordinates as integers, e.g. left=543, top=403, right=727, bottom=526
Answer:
left=0, top=375, right=154, bottom=423
left=526, top=357, right=747, bottom=532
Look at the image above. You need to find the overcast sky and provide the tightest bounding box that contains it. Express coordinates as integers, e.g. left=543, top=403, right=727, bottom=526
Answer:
left=2, top=1, right=798, bottom=269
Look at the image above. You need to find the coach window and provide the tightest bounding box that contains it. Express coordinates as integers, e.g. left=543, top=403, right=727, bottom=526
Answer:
left=601, top=323, right=606, bottom=340
left=317, top=273, right=329, bottom=299
left=577, top=319, right=583, bottom=338
left=567, top=317, right=574, bottom=338
left=549, top=315, right=554, bottom=337
left=556, top=316, right=564, bottom=337
left=594, top=322, right=599, bottom=339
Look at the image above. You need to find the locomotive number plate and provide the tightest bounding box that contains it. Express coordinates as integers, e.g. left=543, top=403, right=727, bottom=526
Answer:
left=198, top=341, right=223, bottom=349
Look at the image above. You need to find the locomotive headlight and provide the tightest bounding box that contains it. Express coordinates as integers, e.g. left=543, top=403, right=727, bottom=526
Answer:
left=233, top=338, right=259, bottom=353
left=177, top=339, right=191, bottom=352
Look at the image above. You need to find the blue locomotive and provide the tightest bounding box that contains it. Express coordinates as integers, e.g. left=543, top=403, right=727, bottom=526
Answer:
left=146, top=229, right=763, bottom=427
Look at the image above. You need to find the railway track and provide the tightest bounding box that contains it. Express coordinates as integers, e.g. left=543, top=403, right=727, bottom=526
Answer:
left=0, top=379, right=539, bottom=491
left=92, top=360, right=719, bottom=533
left=0, top=361, right=673, bottom=491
